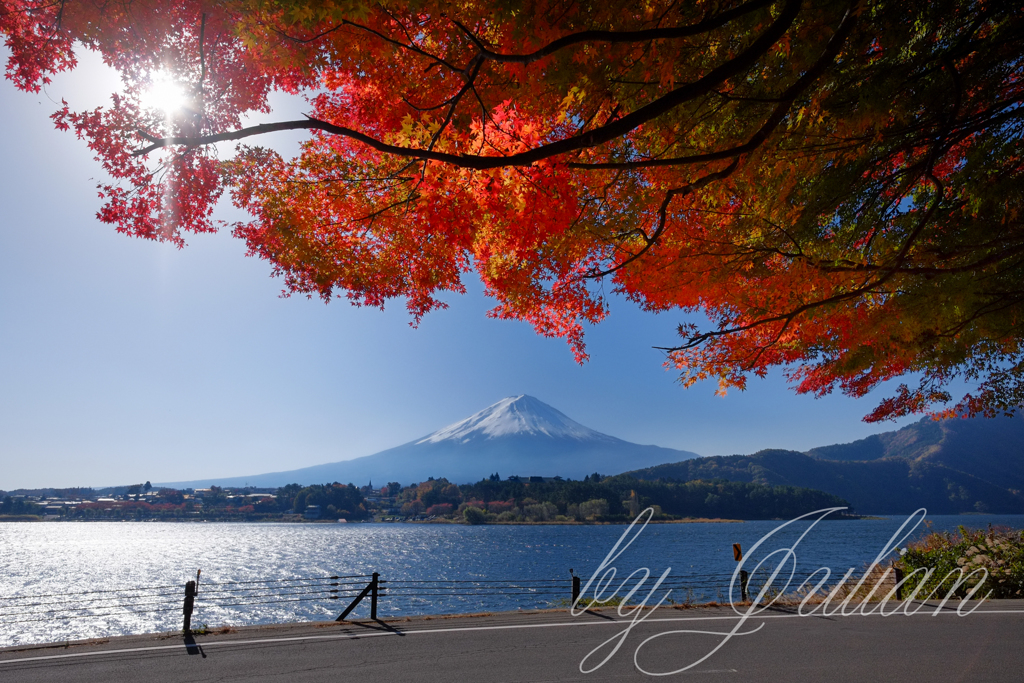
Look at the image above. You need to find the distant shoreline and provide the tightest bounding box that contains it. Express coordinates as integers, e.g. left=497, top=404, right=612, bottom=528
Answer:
left=409, top=517, right=746, bottom=524
left=0, top=515, right=751, bottom=524
left=0, top=516, right=894, bottom=525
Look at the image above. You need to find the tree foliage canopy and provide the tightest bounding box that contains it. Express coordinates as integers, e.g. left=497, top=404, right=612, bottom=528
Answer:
left=3, top=0, right=1022, bottom=420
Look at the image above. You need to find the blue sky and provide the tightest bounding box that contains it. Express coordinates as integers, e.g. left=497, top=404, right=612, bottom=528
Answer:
left=0, top=49, right=921, bottom=489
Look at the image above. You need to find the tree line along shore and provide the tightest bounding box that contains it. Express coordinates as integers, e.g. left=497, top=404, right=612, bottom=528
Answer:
left=1, top=474, right=852, bottom=523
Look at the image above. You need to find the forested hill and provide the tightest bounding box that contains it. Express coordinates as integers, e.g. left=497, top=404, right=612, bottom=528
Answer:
left=807, top=414, right=1024, bottom=494
left=624, top=414, right=1024, bottom=514
left=454, top=475, right=851, bottom=521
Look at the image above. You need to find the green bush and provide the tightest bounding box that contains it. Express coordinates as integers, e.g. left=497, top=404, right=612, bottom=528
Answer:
left=462, top=506, right=488, bottom=525
left=896, top=526, right=1024, bottom=600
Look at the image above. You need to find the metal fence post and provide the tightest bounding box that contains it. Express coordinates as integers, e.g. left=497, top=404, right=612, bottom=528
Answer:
left=370, top=572, right=379, bottom=620
left=183, top=580, right=197, bottom=633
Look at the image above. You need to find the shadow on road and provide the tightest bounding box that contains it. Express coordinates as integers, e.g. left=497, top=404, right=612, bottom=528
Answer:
left=348, top=620, right=406, bottom=636
left=579, top=610, right=616, bottom=621
left=183, top=634, right=206, bottom=658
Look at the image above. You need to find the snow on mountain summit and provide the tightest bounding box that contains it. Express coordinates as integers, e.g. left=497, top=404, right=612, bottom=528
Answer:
left=417, top=395, right=611, bottom=444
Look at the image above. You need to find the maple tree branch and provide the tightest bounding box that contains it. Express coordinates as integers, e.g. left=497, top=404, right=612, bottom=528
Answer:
left=887, top=172, right=945, bottom=269
left=401, top=96, right=452, bottom=112
left=743, top=312, right=799, bottom=369
left=568, top=0, right=859, bottom=170
left=272, top=18, right=461, bottom=73
left=427, top=55, right=484, bottom=151
left=252, top=0, right=769, bottom=67
left=132, top=0, right=804, bottom=165
left=583, top=157, right=741, bottom=279
left=789, top=240, right=1024, bottom=277
left=198, top=12, right=207, bottom=86
left=659, top=171, right=946, bottom=356
left=931, top=293, right=1024, bottom=340
left=449, top=18, right=491, bottom=52
left=458, top=0, right=775, bottom=65
left=744, top=230, right=1024, bottom=277
left=654, top=277, right=877, bottom=354
left=348, top=193, right=422, bottom=224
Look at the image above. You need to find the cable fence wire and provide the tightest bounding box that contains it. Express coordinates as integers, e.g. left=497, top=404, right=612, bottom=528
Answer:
left=200, top=574, right=371, bottom=586
left=384, top=579, right=564, bottom=597
left=365, top=576, right=753, bottom=609
left=0, top=570, right=836, bottom=629
left=399, top=571, right=841, bottom=609
left=3, top=590, right=184, bottom=609
left=0, top=574, right=372, bottom=627
left=5, top=584, right=184, bottom=600
left=0, top=591, right=183, bottom=621
left=199, top=580, right=370, bottom=595
left=2, top=606, right=186, bottom=625
left=194, top=575, right=373, bottom=609
left=380, top=578, right=570, bottom=611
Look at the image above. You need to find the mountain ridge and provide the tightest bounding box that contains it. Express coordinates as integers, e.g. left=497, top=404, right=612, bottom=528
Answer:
left=624, top=414, right=1024, bottom=514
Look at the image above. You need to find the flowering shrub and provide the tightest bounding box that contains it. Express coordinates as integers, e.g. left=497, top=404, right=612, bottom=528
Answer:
left=896, top=526, right=1024, bottom=600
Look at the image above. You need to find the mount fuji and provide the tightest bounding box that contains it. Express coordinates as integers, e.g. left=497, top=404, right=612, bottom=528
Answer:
left=157, top=395, right=701, bottom=488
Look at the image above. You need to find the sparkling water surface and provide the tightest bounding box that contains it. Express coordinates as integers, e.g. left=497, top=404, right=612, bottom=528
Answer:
left=2, top=513, right=1022, bottom=647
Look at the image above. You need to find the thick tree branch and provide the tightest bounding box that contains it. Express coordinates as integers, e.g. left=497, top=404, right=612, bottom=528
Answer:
left=569, top=1, right=859, bottom=170
left=453, top=0, right=775, bottom=64
left=270, top=0, right=772, bottom=67
left=132, top=0, right=804, bottom=166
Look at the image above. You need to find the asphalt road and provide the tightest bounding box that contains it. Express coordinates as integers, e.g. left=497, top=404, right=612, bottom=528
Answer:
left=2, top=601, right=1023, bottom=682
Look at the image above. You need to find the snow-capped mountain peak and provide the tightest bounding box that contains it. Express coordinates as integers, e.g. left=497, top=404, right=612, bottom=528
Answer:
left=417, top=395, right=609, bottom=444
left=156, top=394, right=702, bottom=488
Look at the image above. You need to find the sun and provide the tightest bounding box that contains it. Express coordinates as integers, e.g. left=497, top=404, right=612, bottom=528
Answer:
left=140, top=72, right=189, bottom=114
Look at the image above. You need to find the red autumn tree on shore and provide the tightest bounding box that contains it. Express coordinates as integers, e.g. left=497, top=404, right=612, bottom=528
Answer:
left=2, top=0, right=1022, bottom=420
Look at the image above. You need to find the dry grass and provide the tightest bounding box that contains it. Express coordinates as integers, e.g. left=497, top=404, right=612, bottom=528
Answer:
left=749, top=563, right=905, bottom=607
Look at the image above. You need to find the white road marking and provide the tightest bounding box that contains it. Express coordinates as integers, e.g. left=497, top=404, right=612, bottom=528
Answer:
left=2, top=606, right=1023, bottom=666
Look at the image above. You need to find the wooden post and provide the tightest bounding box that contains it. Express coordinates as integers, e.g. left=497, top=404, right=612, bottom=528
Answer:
left=733, top=543, right=748, bottom=603
left=370, top=572, right=379, bottom=620
left=338, top=575, right=376, bottom=621
left=893, top=563, right=905, bottom=601
left=183, top=580, right=197, bottom=633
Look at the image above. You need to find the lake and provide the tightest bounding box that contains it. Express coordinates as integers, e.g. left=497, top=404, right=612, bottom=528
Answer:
left=2, top=512, right=1023, bottom=647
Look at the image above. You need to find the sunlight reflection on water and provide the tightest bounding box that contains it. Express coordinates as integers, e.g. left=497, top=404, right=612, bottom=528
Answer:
left=2, top=514, right=1021, bottom=646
